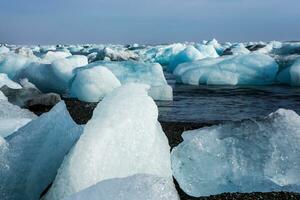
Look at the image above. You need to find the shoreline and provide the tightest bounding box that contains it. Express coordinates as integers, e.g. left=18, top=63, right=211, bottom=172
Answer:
left=28, top=99, right=300, bottom=200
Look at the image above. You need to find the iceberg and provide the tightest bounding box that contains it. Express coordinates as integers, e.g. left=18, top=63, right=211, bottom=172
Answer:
left=0, top=73, right=21, bottom=89
left=271, top=42, right=300, bottom=55
left=75, top=60, right=172, bottom=100
left=0, top=101, right=83, bottom=200
left=65, top=174, right=179, bottom=200
left=98, top=47, right=139, bottom=61
left=0, top=53, right=32, bottom=79
left=0, top=91, right=7, bottom=100
left=45, top=84, right=173, bottom=200
left=277, top=59, right=300, bottom=86
left=206, top=38, right=224, bottom=55
left=17, top=62, right=64, bottom=93
left=40, top=51, right=72, bottom=63
left=171, top=109, right=300, bottom=197
left=174, top=53, right=278, bottom=85
left=222, top=43, right=250, bottom=56
left=70, top=67, right=121, bottom=102
left=15, top=47, right=38, bottom=59
left=168, top=46, right=205, bottom=72
left=0, top=99, right=36, bottom=138
left=141, top=43, right=186, bottom=66
left=194, top=43, right=219, bottom=58
left=0, top=46, right=10, bottom=54
left=51, top=55, right=88, bottom=89
left=0, top=136, right=8, bottom=170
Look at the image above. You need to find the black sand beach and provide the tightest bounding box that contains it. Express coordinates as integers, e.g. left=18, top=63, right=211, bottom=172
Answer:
left=28, top=99, right=300, bottom=200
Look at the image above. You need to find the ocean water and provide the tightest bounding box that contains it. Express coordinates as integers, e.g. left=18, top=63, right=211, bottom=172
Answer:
left=157, top=72, right=300, bottom=123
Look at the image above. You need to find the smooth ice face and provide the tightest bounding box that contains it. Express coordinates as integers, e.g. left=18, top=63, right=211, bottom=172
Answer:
left=0, top=73, right=21, bottom=89
left=206, top=38, right=224, bottom=55
left=0, top=46, right=10, bottom=54
left=271, top=42, right=300, bottom=55
left=65, top=174, right=179, bottom=200
left=142, top=43, right=186, bottom=66
left=51, top=55, right=88, bottom=87
left=45, top=84, right=173, bottom=200
left=0, top=100, right=36, bottom=137
left=0, top=53, right=32, bottom=79
left=174, top=53, right=278, bottom=86
left=70, top=67, right=121, bottom=102
left=0, top=101, right=83, bottom=200
left=17, top=62, right=65, bottom=93
left=194, top=44, right=219, bottom=58
left=277, top=59, right=300, bottom=86
left=40, top=51, right=72, bottom=63
left=171, top=109, right=300, bottom=197
left=76, top=61, right=172, bottom=100
left=168, top=46, right=205, bottom=72
left=229, top=43, right=250, bottom=55
left=17, top=55, right=85, bottom=93
left=0, top=91, right=7, bottom=100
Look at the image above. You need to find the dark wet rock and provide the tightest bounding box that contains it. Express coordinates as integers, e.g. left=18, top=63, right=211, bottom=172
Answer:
left=221, top=47, right=234, bottom=56
left=126, top=44, right=146, bottom=51
left=246, top=44, right=266, bottom=52
left=87, top=47, right=139, bottom=63
left=1, top=79, right=61, bottom=108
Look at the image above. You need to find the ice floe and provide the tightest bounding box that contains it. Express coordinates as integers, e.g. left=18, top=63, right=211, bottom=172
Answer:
left=0, top=101, right=83, bottom=200
left=171, top=108, right=300, bottom=197
left=45, top=84, right=173, bottom=200
left=174, top=53, right=278, bottom=85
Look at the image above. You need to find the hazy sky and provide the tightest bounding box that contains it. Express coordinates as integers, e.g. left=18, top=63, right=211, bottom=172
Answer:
left=0, top=0, right=299, bottom=44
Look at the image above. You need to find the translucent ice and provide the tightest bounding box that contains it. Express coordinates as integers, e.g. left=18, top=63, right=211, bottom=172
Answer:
left=51, top=55, right=88, bottom=89
left=194, top=44, right=219, bottom=58
left=168, top=46, right=205, bottom=72
left=76, top=61, right=172, bottom=100
left=0, top=46, right=10, bottom=54
left=142, top=43, right=186, bottom=66
left=277, top=59, right=300, bottom=86
left=174, top=53, right=278, bottom=85
left=45, top=84, right=173, bottom=200
left=0, top=101, right=83, bottom=200
left=223, top=43, right=250, bottom=55
left=0, top=53, right=32, bottom=79
left=17, top=62, right=65, bottom=93
left=171, top=109, right=300, bottom=197
left=0, top=73, right=21, bottom=89
left=65, top=174, right=179, bottom=200
left=70, top=67, right=121, bottom=102
left=40, top=51, right=72, bottom=63
left=0, top=99, right=36, bottom=137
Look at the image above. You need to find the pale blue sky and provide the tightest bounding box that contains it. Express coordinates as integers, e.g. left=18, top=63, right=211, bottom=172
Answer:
left=0, top=0, right=299, bottom=44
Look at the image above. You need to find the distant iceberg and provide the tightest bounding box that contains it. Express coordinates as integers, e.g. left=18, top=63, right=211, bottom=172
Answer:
left=73, top=60, right=173, bottom=101
left=174, top=53, right=278, bottom=85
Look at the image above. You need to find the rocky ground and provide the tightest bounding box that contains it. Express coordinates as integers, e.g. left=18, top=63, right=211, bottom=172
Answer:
left=28, top=99, right=300, bottom=200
